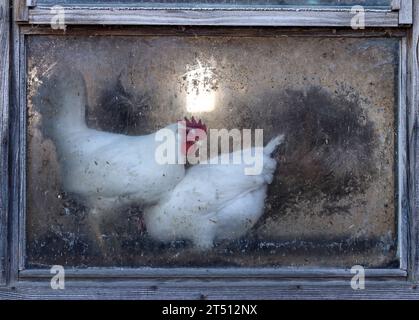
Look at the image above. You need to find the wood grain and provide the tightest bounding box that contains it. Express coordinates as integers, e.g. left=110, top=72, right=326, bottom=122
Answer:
left=9, top=15, right=24, bottom=285
left=18, top=267, right=407, bottom=281
left=392, top=0, right=402, bottom=11
left=27, top=7, right=400, bottom=27
left=0, top=280, right=418, bottom=300
left=0, top=0, right=9, bottom=286
left=399, top=0, right=413, bottom=24
left=19, top=25, right=408, bottom=37
left=13, top=0, right=28, bottom=22
left=399, top=37, right=409, bottom=271
left=407, top=0, right=419, bottom=282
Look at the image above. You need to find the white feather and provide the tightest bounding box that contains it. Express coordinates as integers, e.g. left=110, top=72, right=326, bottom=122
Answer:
left=39, top=68, right=186, bottom=243
left=144, top=135, right=284, bottom=250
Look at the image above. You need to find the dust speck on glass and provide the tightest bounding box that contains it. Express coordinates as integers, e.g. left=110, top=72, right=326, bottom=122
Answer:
left=26, top=35, right=398, bottom=268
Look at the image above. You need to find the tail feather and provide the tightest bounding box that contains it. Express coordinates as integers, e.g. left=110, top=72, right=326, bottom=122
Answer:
left=261, top=134, right=285, bottom=184
left=264, top=134, right=285, bottom=155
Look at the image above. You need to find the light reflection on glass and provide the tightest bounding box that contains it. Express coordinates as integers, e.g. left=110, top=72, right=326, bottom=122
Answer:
left=183, top=59, right=217, bottom=113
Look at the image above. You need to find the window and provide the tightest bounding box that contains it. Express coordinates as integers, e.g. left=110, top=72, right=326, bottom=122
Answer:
left=0, top=0, right=418, bottom=299
left=27, top=35, right=399, bottom=269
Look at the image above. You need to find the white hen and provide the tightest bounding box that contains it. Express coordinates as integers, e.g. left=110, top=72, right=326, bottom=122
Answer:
left=143, top=135, right=284, bottom=250
left=36, top=67, right=205, bottom=245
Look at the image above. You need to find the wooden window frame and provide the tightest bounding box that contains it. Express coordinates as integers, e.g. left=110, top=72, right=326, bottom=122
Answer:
left=0, top=0, right=418, bottom=299
left=13, top=0, right=413, bottom=26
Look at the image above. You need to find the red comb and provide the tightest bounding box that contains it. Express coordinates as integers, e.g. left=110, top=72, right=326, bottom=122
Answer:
left=184, top=116, right=207, bottom=133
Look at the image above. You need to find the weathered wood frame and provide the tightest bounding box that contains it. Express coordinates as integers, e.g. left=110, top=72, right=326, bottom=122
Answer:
left=0, top=0, right=418, bottom=299
left=13, top=0, right=412, bottom=27
left=0, top=0, right=10, bottom=286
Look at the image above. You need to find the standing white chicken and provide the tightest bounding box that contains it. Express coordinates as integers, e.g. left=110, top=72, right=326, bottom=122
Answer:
left=143, top=135, right=284, bottom=250
left=35, top=66, right=207, bottom=245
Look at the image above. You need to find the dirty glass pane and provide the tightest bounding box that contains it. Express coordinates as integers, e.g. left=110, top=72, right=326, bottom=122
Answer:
left=37, top=0, right=391, bottom=8
left=27, top=35, right=399, bottom=268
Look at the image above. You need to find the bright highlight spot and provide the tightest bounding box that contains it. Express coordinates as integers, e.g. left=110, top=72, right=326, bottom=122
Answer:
left=183, top=59, right=217, bottom=113
left=186, top=89, right=216, bottom=113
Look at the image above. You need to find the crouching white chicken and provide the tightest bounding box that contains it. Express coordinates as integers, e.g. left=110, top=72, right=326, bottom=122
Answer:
left=143, top=135, right=284, bottom=250
left=35, top=66, right=207, bottom=247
